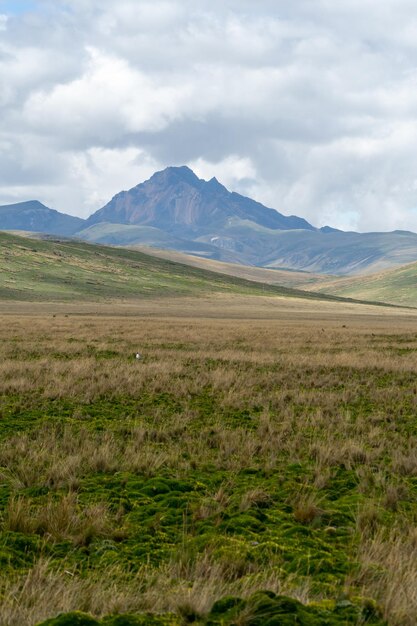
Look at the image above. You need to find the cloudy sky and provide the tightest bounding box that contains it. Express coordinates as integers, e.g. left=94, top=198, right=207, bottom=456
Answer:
left=1, top=0, right=417, bottom=231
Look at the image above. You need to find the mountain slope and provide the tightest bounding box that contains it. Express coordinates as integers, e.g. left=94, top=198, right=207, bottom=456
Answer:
left=76, top=222, right=230, bottom=258
left=0, top=201, right=85, bottom=235
left=257, top=228, right=417, bottom=275
left=308, top=260, right=417, bottom=306
left=0, top=231, right=353, bottom=303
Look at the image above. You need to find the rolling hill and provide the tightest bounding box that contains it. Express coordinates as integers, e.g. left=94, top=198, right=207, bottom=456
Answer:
left=0, top=231, right=353, bottom=303
left=193, top=222, right=417, bottom=274
left=307, top=260, right=417, bottom=307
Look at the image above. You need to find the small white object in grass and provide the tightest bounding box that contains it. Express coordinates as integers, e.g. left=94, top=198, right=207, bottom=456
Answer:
left=135, top=353, right=142, bottom=360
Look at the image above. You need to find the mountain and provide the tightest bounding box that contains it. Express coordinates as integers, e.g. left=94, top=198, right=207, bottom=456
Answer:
left=86, top=166, right=314, bottom=234
left=0, top=200, right=85, bottom=236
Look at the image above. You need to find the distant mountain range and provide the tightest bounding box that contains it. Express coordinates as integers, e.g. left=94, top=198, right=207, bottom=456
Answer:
left=2, top=166, right=417, bottom=276
left=0, top=200, right=84, bottom=236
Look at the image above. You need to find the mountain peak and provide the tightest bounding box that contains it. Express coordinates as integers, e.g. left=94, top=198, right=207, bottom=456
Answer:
left=0, top=199, right=50, bottom=212
left=150, top=165, right=201, bottom=187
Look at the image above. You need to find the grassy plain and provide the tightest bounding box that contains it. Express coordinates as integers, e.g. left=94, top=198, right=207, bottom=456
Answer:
left=0, top=297, right=416, bottom=625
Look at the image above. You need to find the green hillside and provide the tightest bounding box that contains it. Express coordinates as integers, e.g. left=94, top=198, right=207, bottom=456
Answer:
left=311, top=261, right=417, bottom=306
left=0, top=231, right=347, bottom=303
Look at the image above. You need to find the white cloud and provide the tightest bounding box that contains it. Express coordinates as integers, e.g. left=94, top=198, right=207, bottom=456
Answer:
left=67, top=147, right=161, bottom=217
left=1, top=0, right=417, bottom=232
left=22, top=47, right=192, bottom=147
left=190, top=156, right=257, bottom=190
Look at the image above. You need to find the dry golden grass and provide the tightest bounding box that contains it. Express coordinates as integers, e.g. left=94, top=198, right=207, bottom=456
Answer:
left=3, top=494, right=118, bottom=546
left=353, top=526, right=417, bottom=626
left=0, top=555, right=312, bottom=626
left=0, top=297, right=416, bottom=625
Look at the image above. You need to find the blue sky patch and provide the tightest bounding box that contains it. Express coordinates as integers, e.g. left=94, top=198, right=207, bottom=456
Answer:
left=0, top=0, right=38, bottom=15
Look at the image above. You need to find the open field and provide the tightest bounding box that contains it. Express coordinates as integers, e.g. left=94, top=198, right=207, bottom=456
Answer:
left=0, top=297, right=416, bottom=625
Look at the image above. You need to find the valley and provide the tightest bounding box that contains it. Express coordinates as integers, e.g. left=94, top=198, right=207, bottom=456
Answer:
left=307, top=261, right=417, bottom=307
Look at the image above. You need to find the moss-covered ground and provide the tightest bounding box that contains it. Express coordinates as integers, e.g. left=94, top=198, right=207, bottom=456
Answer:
left=0, top=305, right=416, bottom=625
